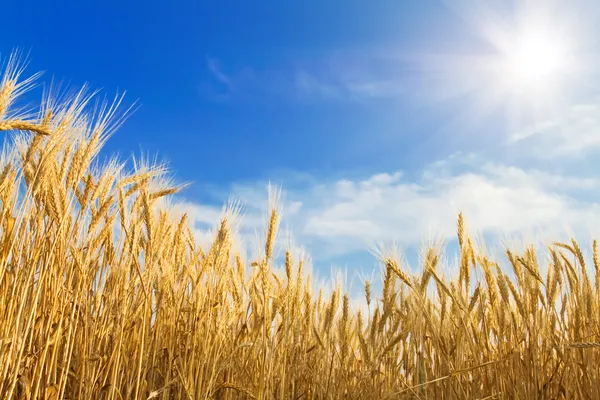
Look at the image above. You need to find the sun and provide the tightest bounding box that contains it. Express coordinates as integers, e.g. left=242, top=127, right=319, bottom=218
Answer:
left=504, top=31, right=566, bottom=88
left=499, top=25, right=572, bottom=96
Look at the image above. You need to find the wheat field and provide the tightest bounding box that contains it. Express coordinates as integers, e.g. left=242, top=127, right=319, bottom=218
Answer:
left=1, top=53, right=600, bottom=399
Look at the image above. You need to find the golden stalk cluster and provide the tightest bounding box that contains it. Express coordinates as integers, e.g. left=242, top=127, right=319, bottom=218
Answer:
left=1, top=54, right=600, bottom=399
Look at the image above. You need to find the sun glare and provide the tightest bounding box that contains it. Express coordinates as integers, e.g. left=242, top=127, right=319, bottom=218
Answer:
left=504, top=30, right=567, bottom=89
left=426, top=1, right=589, bottom=135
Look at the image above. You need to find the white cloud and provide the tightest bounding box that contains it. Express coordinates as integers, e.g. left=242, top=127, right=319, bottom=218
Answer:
left=171, top=155, right=600, bottom=265
left=171, top=200, right=223, bottom=228
left=479, top=163, right=600, bottom=190
left=301, top=170, right=585, bottom=255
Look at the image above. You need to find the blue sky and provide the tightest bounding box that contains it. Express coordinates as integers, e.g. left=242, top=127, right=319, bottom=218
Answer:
left=4, top=0, right=600, bottom=290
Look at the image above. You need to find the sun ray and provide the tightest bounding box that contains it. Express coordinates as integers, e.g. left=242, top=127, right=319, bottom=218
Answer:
left=416, top=0, right=594, bottom=139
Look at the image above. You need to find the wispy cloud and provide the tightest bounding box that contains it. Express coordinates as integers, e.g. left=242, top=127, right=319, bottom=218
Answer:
left=200, top=57, right=247, bottom=102
left=207, top=58, right=233, bottom=89
left=508, top=100, right=600, bottom=157
left=294, top=70, right=404, bottom=102
left=199, top=55, right=406, bottom=104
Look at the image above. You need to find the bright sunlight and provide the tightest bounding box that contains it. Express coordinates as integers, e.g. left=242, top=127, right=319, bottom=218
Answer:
left=486, top=7, right=580, bottom=108
left=502, top=28, right=568, bottom=90
left=424, top=0, right=589, bottom=136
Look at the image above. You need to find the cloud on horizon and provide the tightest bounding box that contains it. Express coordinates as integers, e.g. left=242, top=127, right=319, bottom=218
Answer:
left=172, top=147, right=600, bottom=270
